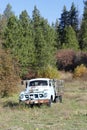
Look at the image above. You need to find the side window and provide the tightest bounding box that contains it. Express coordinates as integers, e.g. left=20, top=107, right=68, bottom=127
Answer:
left=26, top=81, right=28, bottom=88
left=49, top=80, right=51, bottom=86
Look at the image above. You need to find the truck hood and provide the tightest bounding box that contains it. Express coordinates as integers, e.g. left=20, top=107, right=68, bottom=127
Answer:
left=29, top=86, right=48, bottom=93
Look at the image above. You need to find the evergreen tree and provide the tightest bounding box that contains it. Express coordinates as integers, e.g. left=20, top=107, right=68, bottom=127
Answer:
left=69, top=2, right=79, bottom=32
left=32, top=6, right=56, bottom=71
left=59, top=3, right=79, bottom=45
left=3, top=4, right=14, bottom=20
left=34, top=26, right=47, bottom=69
left=4, top=15, right=19, bottom=49
left=32, top=6, right=43, bottom=70
left=83, top=0, right=87, bottom=20
left=43, top=23, right=57, bottom=66
left=0, top=15, right=7, bottom=38
left=1, top=4, right=14, bottom=39
left=79, top=0, right=87, bottom=51
left=62, top=26, right=79, bottom=50
left=79, top=21, right=87, bottom=51
left=55, top=19, right=61, bottom=49
left=4, top=11, right=35, bottom=76
left=59, top=6, right=69, bottom=30
left=32, top=6, right=48, bottom=70
left=40, top=17, right=57, bottom=66
left=32, top=6, right=41, bottom=29
left=59, top=6, right=69, bottom=44
left=17, top=10, right=35, bottom=75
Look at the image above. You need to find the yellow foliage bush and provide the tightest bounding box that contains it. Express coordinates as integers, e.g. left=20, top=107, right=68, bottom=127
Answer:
left=74, top=64, right=87, bottom=78
left=37, top=65, right=60, bottom=79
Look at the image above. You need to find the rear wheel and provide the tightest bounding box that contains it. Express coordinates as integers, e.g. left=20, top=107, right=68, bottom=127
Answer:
left=47, top=99, right=52, bottom=107
left=47, top=96, right=53, bottom=107
left=59, top=95, right=62, bottom=103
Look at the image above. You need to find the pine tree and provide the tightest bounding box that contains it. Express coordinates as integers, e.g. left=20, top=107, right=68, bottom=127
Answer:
left=59, top=6, right=69, bottom=44
left=4, top=11, right=35, bottom=76
left=0, top=4, right=14, bottom=38
left=0, top=15, right=7, bottom=38
left=43, top=23, right=57, bottom=66
left=55, top=19, right=61, bottom=49
left=17, top=10, right=35, bottom=75
left=3, top=4, right=14, bottom=20
left=4, top=15, right=19, bottom=49
left=79, top=0, right=87, bottom=51
left=83, top=0, right=87, bottom=20
left=69, top=2, right=79, bottom=32
left=32, top=6, right=56, bottom=71
left=59, top=3, right=79, bottom=45
left=19, top=10, right=35, bottom=70
left=59, top=6, right=69, bottom=30
left=62, top=26, right=79, bottom=50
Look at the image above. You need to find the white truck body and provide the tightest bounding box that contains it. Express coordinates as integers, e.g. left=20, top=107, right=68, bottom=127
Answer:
left=19, top=78, right=64, bottom=106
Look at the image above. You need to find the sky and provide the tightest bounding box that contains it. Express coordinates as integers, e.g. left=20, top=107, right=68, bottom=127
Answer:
left=0, top=0, right=84, bottom=24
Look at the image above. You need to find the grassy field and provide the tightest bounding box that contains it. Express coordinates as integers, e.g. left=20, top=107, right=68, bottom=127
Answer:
left=0, top=79, right=87, bottom=130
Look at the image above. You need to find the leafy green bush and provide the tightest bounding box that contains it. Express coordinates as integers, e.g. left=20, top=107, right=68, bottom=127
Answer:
left=74, top=64, right=87, bottom=78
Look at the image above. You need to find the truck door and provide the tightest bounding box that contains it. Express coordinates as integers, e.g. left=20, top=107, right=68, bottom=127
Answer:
left=49, top=80, right=55, bottom=101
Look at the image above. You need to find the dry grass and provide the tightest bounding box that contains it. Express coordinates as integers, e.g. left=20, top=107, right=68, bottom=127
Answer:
left=0, top=79, right=87, bottom=130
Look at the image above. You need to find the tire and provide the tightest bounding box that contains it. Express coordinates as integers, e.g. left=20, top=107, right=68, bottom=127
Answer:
left=38, top=103, right=41, bottom=108
left=59, top=95, right=62, bottom=103
left=30, top=104, right=34, bottom=108
left=54, top=97, right=59, bottom=103
left=19, top=100, right=26, bottom=108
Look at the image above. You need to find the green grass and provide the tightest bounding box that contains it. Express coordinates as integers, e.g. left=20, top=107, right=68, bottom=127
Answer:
left=0, top=79, right=87, bottom=130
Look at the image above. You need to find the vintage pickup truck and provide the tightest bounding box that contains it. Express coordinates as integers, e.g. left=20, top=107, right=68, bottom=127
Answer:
left=19, top=78, right=64, bottom=107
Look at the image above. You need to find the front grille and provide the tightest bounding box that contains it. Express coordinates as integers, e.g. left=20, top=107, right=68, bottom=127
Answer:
left=30, top=94, right=34, bottom=100
left=35, top=94, right=38, bottom=98
left=29, top=93, right=44, bottom=100
left=25, top=95, right=29, bottom=99
left=39, top=94, right=44, bottom=98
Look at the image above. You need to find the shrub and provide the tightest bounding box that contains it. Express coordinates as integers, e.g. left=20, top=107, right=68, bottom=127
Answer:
left=74, top=52, right=87, bottom=66
left=80, top=52, right=87, bottom=66
left=56, top=49, right=76, bottom=71
left=74, top=64, right=87, bottom=78
left=0, top=48, right=20, bottom=97
left=37, top=65, right=60, bottom=79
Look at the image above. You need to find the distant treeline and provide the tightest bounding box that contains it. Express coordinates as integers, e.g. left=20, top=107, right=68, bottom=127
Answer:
left=0, top=1, right=87, bottom=95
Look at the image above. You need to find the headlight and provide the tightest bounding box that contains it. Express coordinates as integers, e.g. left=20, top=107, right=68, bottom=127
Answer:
left=20, top=94, right=24, bottom=99
left=44, top=93, right=48, bottom=98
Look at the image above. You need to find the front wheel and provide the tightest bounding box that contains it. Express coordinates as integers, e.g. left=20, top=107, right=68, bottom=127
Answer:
left=54, top=97, right=58, bottom=103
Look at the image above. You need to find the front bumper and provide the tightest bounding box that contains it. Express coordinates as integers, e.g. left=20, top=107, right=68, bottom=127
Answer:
left=24, top=99, right=49, bottom=105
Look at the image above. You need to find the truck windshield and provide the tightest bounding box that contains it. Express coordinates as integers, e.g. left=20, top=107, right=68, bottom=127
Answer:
left=29, top=80, right=48, bottom=86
